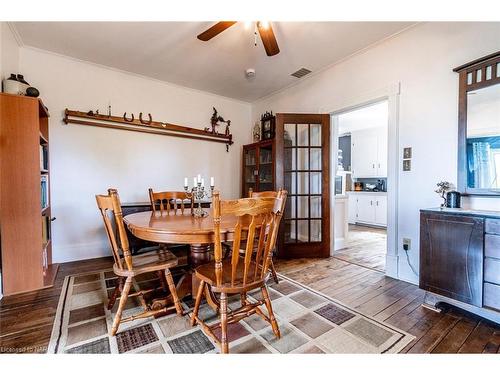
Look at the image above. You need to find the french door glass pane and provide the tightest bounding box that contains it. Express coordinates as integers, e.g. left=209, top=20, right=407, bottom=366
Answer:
left=311, top=220, right=322, bottom=242
left=284, top=148, right=296, bottom=171
left=297, top=148, right=309, bottom=170
left=310, top=172, right=322, bottom=194
left=297, top=196, right=309, bottom=218
left=298, top=220, right=309, bottom=242
left=284, top=123, right=296, bottom=146
left=310, top=149, right=321, bottom=170
left=298, top=124, right=309, bottom=146
left=310, top=196, right=322, bottom=218
left=285, top=220, right=296, bottom=243
left=310, top=124, right=322, bottom=146
left=297, top=172, right=309, bottom=194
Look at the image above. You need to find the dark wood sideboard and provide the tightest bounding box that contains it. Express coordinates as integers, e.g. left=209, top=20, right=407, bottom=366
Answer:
left=420, top=208, right=500, bottom=322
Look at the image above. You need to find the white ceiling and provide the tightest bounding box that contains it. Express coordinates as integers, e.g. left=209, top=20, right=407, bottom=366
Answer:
left=337, top=100, right=388, bottom=134
left=13, top=22, right=414, bottom=102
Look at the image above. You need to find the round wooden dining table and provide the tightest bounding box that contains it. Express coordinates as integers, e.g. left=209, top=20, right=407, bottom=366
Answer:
left=123, top=210, right=247, bottom=307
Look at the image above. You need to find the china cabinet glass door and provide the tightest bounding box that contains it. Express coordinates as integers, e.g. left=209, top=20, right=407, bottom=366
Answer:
left=243, top=147, right=257, bottom=194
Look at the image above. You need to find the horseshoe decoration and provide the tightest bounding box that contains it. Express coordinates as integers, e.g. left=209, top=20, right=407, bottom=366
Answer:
left=139, top=112, right=153, bottom=125
left=123, top=112, right=134, bottom=122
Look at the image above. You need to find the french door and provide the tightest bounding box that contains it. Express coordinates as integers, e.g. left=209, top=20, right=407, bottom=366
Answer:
left=276, top=113, right=330, bottom=258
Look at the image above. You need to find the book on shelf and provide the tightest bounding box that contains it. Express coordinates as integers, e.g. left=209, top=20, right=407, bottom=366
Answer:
left=42, top=215, right=51, bottom=246
left=41, top=175, right=49, bottom=209
left=40, top=145, right=48, bottom=170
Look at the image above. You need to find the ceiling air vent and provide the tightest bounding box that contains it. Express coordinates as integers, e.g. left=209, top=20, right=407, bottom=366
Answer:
left=291, top=67, right=312, bottom=78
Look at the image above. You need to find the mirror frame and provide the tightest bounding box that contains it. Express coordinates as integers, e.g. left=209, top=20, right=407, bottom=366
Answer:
left=454, top=51, right=500, bottom=196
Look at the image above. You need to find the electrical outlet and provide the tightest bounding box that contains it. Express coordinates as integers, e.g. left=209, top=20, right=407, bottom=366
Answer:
left=403, top=238, right=411, bottom=251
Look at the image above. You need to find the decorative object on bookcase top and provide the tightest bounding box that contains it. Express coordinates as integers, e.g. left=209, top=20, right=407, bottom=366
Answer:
left=261, top=111, right=276, bottom=140
left=253, top=121, right=261, bottom=142
left=3, top=74, right=21, bottom=94
left=26, top=87, right=40, bottom=97
left=64, top=108, right=233, bottom=151
left=435, top=181, right=454, bottom=208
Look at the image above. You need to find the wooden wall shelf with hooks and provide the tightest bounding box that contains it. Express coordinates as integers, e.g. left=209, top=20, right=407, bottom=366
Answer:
left=63, top=109, right=233, bottom=151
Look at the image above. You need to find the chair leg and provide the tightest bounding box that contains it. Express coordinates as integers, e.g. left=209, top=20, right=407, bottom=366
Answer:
left=157, top=270, right=168, bottom=293
left=190, top=280, right=205, bottom=326
left=164, top=269, right=183, bottom=315
left=107, top=277, right=124, bottom=310
left=270, top=260, right=279, bottom=284
left=220, top=292, right=229, bottom=354
left=261, top=285, right=280, bottom=339
left=111, top=276, right=132, bottom=336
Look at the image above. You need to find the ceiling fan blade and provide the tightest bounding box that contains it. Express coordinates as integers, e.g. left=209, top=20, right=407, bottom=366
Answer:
left=197, top=22, right=237, bottom=41
left=257, top=22, right=280, bottom=56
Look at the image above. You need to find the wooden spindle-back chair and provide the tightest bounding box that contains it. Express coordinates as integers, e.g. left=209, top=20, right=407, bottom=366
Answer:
left=191, top=190, right=287, bottom=353
left=247, top=188, right=284, bottom=283
left=96, top=188, right=183, bottom=335
left=148, top=188, right=194, bottom=264
left=148, top=189, right=194, bottom=216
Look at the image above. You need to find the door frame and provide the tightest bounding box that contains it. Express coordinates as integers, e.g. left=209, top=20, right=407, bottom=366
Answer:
left=328, top=83, right=400, bottom=278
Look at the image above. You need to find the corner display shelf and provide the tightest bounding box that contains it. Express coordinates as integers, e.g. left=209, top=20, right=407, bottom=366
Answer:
left=0, top=93, right=58, bottom=296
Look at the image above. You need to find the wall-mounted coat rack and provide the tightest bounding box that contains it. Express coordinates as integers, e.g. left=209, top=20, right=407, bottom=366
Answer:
left=63, top=109, right=233, bottom=151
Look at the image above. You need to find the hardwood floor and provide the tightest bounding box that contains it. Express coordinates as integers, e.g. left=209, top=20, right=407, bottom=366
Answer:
left=1, top=255, right=499, bottom=353
left=334, top=224, right=387, bottom=272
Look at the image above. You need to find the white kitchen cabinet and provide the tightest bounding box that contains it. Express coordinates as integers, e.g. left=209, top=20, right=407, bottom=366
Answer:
left=347, top=193, right=357, bottom=224
left=374, top=195, right=387, bottom=226
left=351, top=127, right=387, bottom=178
left=348, top=192, right=387, bottom=227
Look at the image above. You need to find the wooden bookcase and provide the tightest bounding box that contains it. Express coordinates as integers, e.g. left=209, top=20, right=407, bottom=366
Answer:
left=241, top=139, right=276, bottom=197
left=0, top=93, right=58, bottom=296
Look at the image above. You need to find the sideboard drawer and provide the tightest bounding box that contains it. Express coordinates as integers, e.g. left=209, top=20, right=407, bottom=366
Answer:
left=484, top=258, right=500, bottom=285
left=485, top=234, right=500, bottom=259
left=486, top=219, right=500, bottom=235
left=484, top=282, right=500, bottom=311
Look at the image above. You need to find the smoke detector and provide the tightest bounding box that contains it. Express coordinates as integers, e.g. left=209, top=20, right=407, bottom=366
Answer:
left=245, top=68, right=256, bottom=78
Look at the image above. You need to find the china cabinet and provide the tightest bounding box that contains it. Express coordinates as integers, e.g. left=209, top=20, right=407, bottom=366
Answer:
left=241, top=139, right=275, bottom=196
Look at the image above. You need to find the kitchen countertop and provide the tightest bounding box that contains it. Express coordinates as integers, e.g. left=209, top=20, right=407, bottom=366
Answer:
left=346, top=191, right=387, bottom=195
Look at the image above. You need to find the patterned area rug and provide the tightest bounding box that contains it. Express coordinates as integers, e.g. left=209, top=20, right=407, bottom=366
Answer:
left=48, top=270, right=414, bottom=354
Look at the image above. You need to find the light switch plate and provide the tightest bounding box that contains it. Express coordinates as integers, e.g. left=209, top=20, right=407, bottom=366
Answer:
left=403, top=159, right=411, bottom=171
left=403, top=147, right=412, bottom=159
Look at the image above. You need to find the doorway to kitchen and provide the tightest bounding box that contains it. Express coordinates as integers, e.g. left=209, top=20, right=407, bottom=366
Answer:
left=331, top=100, right=389, bottom=272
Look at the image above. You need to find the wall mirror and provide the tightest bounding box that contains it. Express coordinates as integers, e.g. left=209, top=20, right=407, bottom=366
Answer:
left=455, top=51, right=500, bottom=195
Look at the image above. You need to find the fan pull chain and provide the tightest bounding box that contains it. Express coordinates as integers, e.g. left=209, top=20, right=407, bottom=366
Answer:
left=254, top=24, right=257, bottom=47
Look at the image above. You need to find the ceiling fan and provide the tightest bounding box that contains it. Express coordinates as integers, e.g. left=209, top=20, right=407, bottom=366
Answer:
left=197, top=21, right=280, bottom=56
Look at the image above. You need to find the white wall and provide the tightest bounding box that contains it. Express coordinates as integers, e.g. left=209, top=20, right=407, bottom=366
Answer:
left=19, top=47, right=252, bottom=263
left=252, top=22, right=500, bottom=284
left=0, top=23, right=20, bottom=82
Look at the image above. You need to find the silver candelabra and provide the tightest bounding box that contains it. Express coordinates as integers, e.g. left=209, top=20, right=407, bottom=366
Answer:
left=184, top=175, right=215, bottom=218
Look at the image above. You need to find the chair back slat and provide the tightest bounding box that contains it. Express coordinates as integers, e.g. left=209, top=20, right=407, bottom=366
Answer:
left=230, top=219, right=242, bottom=284
left=212, top=189, right=287, bottom=287
left=95, top=188, right=133, bottom=271
left=149, top=189, right=193, bottom=216
left=242, top=215, right=258, bottom=286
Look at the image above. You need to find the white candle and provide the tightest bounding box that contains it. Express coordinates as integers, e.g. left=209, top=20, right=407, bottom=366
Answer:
left=197, top=174, right=201, bottom=183
left=193, top=177, right=197, bottom=187
left=184, top=177, right=188, bottom=187
left=210, top=177, right=215, bottom=187
left=201, top=178, right=205, bottom=187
